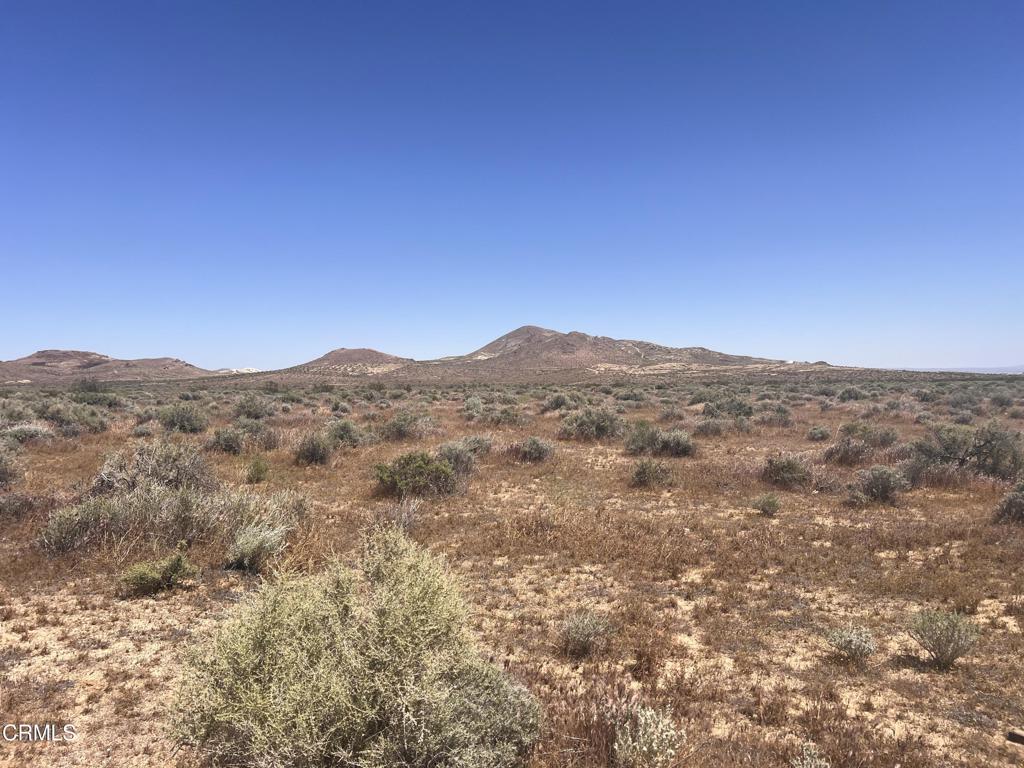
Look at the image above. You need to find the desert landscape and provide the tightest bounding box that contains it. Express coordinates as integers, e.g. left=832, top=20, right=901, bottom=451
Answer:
left=5, top=3, right=1023, bottom=766
left=2, top=327, right=1023, bottom=767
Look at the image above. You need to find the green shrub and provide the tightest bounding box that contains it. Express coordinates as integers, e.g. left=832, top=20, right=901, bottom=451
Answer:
left=481, top=405, right=526, bottom=426
left=693, top=418, right=726, bottom=437
left=159, top=403, right=209, bottom=433
left=751, top=493, right=780, bottom=516
left=42, top=484, right=305, bottom=554
left=235, top=417, right=281, bottom=450
left=207, top=427, right=244, bottom=455
left=91, top=441, right=216, bottom=495
left=630, top=459, right=672, bottom=488
left=326, top=418, right=368, bottom=448
left=541, top=393, right=576, bottom=413
left=2, top=422, right=54, bottom=444
left=559, top=610, right=613, bottom=659
left=462, top=395, right=484, bottom=420
left=840, top=422, right=898, bottom=448
left=994, top=483, right=1024, bottom=524
left=71, top=390, right=122, bottom=408
left=559, top=408, right=625, bottom=441
left=379, top=409, right=435, bottom=441
left=0, top=492, right=33, bottom=519
left=235, top=393, right=273, bottom=419
left=855, top=465, right=907, bottom=503
left=823, top=437, right=873, bottom=466
left=908, top=422, right=1023, bottom=483
left=35, top=400, right=110, bottom=435
left=704, top=398, right=753, bottom=418
left=175, top=527, right=540, bottom=767
left=990, top=391, right=1014, bottom=409
left=807, top=425, right=830, bottom=442
left=825, top=625, right=876, bottom=665
left=838, top=387, right=868, bottom=402
left=624, top=422, right=693, bottom=457
left=907, top=610, right=978, bottom=669
left=375, top=451, right=458, bottom=497
left=226, top=521, right=291, bottom=573
left=761, top=455, right=811, bottom=489
left=506, top=437, right=554, bottom=463
left=437, top=436, right=492, bottom=477
left=295, top=433, right=332, bottom=465
left=245, top=454, right=269, bottom=484
left=120, top=544, right=196, bottom=597
left=755, top=404, right=792, bottom=428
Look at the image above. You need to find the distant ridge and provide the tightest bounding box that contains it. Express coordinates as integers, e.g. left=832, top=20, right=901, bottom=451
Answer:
left=0, top=350, right=212, bottom=383
left=903, top=365, right=1024, bottom=374
left=0, top=326, right=844, bottom=385
left=285, top=325, right=797, bottom=382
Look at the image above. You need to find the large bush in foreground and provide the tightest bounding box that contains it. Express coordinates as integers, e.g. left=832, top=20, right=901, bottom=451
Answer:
left=175, top=527, right=540, bottom=767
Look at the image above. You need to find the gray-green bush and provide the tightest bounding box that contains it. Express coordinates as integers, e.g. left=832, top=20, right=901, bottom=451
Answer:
left=295, top=433, right=332, bottom=465
left=761, top=455, right=810, bottom=489
left=907, top=610, right=978, bottom=669
left=91, top=441, right=216, bottom=495
left=175, top=527, right=540, bottom=767
left=159, top=403, right=209, bottom=433
left=119, top=544, right=196, bottom=597
left=825, top=625, right=876, bottom=665
left=624, top=422, right=693, bottom=457
left=506, top=437, right=554, bottom=463
left=559, top=610, right=613, bottom=659
left=630, top=459, right=672, bottom=489
left=207, top=427, right=244, bottom=455
left=375, top=451, right=458, bottom=497
left=559, top=408, right=625, bottom=441
left=994, top=483, right=1024, bottom=524
left=854, top=465, right=907, bottom=504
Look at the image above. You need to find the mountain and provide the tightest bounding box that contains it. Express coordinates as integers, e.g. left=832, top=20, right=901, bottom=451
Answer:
left=429, top=325, right=781, bottom=372
left=0, top=350, right=212, bottom=384
left=290, top=348, right=413, bottom=376
left=2, top=328, right=812, bottom=386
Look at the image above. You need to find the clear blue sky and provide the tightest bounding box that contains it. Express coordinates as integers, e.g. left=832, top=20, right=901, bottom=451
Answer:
left=2, top=1, right=1022, bottom=370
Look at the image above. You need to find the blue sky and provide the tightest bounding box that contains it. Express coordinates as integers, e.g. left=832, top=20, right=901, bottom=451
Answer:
left=2, top=1, right=1022, bottom=370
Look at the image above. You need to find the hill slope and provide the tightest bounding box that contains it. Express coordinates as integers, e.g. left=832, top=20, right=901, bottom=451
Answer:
left=429, top=325, right=780, bottom=372
left=0, top=350, right=212, bottom=383
left=289, top=348, right=413, bottom=376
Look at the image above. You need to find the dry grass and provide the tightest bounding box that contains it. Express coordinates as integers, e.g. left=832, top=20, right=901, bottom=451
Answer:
left=1, top=376, right=1022, bottom=766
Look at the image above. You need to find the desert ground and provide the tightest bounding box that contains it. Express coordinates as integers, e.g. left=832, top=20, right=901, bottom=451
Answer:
left=2, top=372, right=1023, bottom=767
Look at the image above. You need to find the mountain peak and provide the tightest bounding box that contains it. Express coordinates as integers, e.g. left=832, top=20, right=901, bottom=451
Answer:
left=452, top=326, right=778, bottom=370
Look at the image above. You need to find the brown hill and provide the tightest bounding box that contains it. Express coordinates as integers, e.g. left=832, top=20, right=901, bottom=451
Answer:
left=426, top=325, right=780, bottom=373
left=290, top=348, right=413, bottom=377
left=279, top=326, right=803, bottom=383
left=0, top=350, right=211, bottom=384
